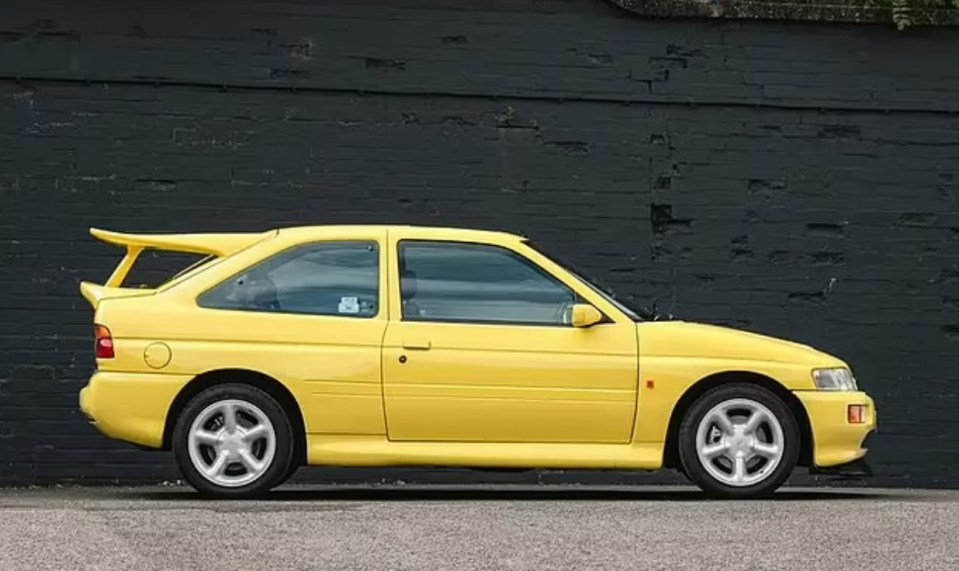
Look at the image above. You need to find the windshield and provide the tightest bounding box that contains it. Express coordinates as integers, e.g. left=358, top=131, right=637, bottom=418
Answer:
left=524, top=241, right=651, bottom=321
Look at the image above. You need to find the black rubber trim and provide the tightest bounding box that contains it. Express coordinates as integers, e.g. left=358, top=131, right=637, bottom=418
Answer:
left=810, top=456, right=874, bottom=478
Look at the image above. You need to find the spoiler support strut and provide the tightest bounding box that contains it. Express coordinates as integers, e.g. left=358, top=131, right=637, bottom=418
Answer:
left=106, top=245, right=145, bottom=288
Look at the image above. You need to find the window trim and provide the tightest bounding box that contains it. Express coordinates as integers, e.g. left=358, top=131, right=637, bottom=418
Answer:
left=396, top=239, right=611, bottom=327
left=196, top=239, right=383, bottom=320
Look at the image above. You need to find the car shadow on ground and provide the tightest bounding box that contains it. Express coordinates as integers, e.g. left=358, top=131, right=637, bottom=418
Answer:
left=131, top=486, right=888, bottom=503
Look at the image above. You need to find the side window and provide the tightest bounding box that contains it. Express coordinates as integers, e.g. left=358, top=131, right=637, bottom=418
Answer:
left=199, top=241, right=379, bottom=318
left=398, top=241, right=578, bottom=325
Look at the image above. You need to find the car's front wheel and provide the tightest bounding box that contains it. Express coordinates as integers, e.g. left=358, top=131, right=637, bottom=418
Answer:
left=172, top=384, right=294, bottom=497
left=678, top=384, right=799, bottom=498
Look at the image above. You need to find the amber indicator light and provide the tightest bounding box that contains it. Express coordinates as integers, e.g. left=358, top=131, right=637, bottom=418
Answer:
left=847, top=404, right=866, bottom=424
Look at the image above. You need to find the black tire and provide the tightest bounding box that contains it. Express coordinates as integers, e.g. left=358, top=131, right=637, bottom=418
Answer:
left=678, top=383, right=799, bottom=498
left=172, top=383, right=295, bottom=498
left=281, top=461, right=300, bottom=486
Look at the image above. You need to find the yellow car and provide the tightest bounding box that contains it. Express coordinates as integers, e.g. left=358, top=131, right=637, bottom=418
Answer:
left=78, top=224, right=876, bottom=498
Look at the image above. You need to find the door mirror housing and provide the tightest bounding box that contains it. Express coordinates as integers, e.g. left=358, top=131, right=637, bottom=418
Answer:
left=570, top=303, right=603, bottom=328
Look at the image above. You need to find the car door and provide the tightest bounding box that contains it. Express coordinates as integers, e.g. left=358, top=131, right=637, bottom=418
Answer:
left=381, top=233, right=639, bottom=444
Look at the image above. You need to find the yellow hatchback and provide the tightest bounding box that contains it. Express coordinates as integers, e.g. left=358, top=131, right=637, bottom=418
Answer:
left=78, top=224, right=876, bottom=498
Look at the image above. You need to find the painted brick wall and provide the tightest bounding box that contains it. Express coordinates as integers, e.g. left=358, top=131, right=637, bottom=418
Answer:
left=1, top=0, right=958, bottom=486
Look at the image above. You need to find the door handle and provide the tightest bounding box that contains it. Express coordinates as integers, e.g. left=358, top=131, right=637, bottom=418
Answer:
left=402, top=340, right=431, bottom=350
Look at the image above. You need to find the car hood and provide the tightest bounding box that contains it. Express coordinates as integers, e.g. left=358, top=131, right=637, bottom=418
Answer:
left=637, top=320, right=847, bottom=368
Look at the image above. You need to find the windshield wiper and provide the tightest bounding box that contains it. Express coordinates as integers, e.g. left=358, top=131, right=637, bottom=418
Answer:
left=639, top=301, right=674, bottom=321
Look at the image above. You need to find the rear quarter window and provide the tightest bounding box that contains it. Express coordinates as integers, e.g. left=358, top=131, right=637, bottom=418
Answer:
left=198, top=241, right=380, bottom=318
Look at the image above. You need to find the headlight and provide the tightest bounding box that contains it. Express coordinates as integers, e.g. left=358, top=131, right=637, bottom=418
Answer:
left=812, top=368, right=858, bottom=391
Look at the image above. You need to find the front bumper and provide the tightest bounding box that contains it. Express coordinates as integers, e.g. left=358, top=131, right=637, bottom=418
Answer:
left=79, top=370, right=193, bottom=449
left=793, top=391, right=876, bottom=468
left=809, top=456, right=874, bottom=479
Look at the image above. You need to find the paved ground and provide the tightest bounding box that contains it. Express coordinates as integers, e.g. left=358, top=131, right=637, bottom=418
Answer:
left=0, top=485, right=957, bottom=570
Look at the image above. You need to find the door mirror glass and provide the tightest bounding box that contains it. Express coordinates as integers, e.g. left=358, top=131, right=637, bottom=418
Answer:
left=570, top=304, right=603, bottom=328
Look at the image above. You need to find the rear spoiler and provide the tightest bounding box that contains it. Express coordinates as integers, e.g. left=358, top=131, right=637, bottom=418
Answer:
left=80, top=227, right=275, bottom=307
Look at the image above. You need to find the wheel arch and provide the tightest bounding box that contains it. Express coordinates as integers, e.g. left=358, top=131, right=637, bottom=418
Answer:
left=662, top=370, right=813, bottom=469
left=162, top=368, right=307, bottom=467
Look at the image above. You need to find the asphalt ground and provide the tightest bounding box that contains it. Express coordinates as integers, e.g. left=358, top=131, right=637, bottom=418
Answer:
left=0, top=485, right=957, bottom=570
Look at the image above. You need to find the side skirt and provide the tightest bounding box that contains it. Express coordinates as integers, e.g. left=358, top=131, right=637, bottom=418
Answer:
left=306, top=436, right=664, bottom=470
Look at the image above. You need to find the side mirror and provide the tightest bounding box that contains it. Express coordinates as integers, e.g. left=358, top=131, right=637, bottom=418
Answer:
left=570, top=303, right=603, bottom=328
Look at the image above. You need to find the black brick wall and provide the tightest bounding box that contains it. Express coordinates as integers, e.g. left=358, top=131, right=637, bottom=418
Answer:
left=1, top=0, right=958, bottom=487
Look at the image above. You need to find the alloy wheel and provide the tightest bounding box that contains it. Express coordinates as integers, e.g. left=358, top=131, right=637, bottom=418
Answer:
left=187, top=399, right=277, bottom=488
left=694, top=398, right=785, bottom=487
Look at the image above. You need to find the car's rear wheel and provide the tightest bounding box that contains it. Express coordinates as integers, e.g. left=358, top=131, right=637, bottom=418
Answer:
left=678, top=384, right=799, bottom=498
left=172, top=383, right=294, bottom=498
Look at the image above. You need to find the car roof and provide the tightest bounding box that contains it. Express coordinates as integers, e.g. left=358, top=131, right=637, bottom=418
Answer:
left=276, top=224, right=527, bottom=242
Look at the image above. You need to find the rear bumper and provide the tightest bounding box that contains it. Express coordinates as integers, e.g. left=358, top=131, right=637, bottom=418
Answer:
left=793, top=391, right=876, bottom=468
left=79, top=371, right=193, bottom=449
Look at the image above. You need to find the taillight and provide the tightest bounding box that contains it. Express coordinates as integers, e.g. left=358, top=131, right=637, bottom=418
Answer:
left=94, top=324, right=114, bottom=359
